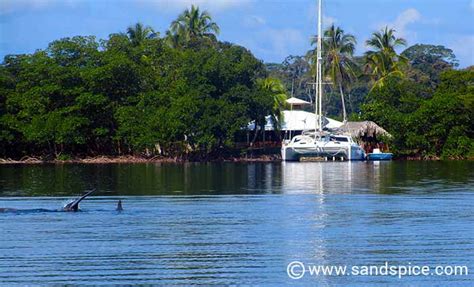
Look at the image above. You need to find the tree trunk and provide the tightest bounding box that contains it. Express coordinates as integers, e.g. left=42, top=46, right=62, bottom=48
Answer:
left=250, top=123, right=260, bottom=146
left=47, top=141, right=53, bottom=155
left=117, top=140, right=122, bottom=155
left=339, top=82, right=347, bottom=123
left=348, top=92, right=353, bottom=116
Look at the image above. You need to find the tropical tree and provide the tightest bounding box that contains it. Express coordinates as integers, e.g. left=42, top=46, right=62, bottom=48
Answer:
left=126, top=23, right=157, bottom=46
left=283, top=56, right=312, bottom=98
left=365, top=26, right=407, bottom=90
left=164, top=30, right=183, bottom=49
left=168, top=5, right=220, bottom=46
left=401, top=44, right=458, bottom=88
left=309, top=24, right=357, bottom=122
left=257, top=77, right=288, bottom=130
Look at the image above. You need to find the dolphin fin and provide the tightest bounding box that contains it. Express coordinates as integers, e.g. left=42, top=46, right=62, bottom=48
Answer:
left=63, top=189, right=96, bottom=212
left=116, top=200, right=123, bottom=211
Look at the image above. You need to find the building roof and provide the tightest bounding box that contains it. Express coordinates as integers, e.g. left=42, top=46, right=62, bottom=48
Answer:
left=285, top=97, right=311, bottom=106
left=247, top=110, right=343, bottom=131
left=338, top=121, right=391, bottom=139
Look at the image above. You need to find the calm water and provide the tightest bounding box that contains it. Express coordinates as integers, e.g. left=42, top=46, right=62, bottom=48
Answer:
left=0, top=161, right=473, bottom=286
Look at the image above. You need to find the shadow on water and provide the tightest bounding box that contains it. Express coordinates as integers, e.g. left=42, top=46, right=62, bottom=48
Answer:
left=0, top=161, right=472, bottom=196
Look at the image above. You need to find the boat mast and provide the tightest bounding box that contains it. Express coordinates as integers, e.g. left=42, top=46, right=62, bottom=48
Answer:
left=314, top=0, right=323, bottom=134
left=316, top=0, right=323, bottom=133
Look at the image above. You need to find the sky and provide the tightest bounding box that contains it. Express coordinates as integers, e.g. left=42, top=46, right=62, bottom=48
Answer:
left=1, top=0, right=473, bottom=67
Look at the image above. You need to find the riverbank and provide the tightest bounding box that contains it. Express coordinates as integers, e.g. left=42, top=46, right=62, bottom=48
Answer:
left=1, top=153, right=472, bottom=164
left=0, top=154, right=282, bottom=164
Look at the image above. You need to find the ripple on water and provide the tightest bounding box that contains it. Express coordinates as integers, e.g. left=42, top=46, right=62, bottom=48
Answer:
left=0, top=162, right=473, bottom=285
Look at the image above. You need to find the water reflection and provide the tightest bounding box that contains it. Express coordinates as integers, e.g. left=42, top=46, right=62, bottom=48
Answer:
left=0, top=162, right=473, bottom=285
left=280, top=161, right=384, bottom=194
left=0, top=161, right=473, bottom=196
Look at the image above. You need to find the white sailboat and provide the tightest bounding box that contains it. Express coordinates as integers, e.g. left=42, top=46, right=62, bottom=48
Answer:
left=281, top=0, right=366, bottom=161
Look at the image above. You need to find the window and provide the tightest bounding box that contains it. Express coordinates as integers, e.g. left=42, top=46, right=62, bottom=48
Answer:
left=334, top=137, right=349, bottom=142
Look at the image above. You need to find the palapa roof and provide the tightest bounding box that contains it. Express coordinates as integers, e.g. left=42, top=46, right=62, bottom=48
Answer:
left=338, top=121, right=391, bottom=139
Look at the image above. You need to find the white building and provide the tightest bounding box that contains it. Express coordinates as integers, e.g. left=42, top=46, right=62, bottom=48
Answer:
left=247, top=110, right=343, bottom=132
left=247, top=97, right=343, bottom=133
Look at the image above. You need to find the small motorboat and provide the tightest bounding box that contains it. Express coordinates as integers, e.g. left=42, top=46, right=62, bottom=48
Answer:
left=367, top=148, right=393, bottom=161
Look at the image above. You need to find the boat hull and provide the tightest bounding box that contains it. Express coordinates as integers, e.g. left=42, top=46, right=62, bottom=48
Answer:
left=282, top=144, right=366, bottom=161
left=367, top=153, right=393, bottom=160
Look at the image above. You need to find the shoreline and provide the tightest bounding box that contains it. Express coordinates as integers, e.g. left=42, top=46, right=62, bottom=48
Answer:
left=0, top=154, right=470, bottom=165
left=0, top=155, right=282, bottom=165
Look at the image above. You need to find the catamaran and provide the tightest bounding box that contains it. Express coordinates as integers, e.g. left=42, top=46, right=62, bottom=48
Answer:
left=281, top=0, right=366, bottom=161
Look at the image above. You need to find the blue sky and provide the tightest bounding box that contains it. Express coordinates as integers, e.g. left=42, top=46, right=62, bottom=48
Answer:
left=1, top=0, right=473, bottom=67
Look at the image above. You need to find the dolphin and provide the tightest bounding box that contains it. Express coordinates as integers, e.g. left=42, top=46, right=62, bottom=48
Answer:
left=0, top=189, right=96, bottom=213
left=0, top=207, right=17, bottom=213
left=62, top=189, right=96, bottom=212
left=116, top=200, right=123, bottom=211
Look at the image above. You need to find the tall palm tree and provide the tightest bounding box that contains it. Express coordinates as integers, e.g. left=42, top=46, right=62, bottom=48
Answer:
left=311, top=25, right=357, bottom=122
left=365, top=26, right=407, bottom=90
left=168, top=5, right=220, bottom=45
left=126, top=23, right=157, bottom=46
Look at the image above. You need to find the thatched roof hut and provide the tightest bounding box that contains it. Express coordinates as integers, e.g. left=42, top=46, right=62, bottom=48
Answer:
left=338, top=121, right=391, bottom=140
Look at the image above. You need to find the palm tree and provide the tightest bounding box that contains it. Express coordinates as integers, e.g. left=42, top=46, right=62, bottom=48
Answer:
left=168, top=5, right=220, bottom=45
left=306, top=25, right=357, bottom=122
left=250, top=78, right=287, bottom=144
left=258, top=77, right=288, bottom=131
left=309, top=24, right=357, bottom=123
left=164, top=30, right=182, bottom=48
left=126, top=23, right=157, bottom=46
left=365, top=26, right=407, bottom=90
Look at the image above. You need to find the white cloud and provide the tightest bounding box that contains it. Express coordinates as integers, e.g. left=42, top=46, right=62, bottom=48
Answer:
left=242, top=15, right=266, bottom=28
left=138, top=0, right=253, bottom=13
left=375, top=8, right=421, bottom=45
left=393, top=8, right=421, bottom=32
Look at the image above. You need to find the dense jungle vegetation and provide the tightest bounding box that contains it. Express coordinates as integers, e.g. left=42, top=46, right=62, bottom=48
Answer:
left=0, top=5, right=472, bottom=160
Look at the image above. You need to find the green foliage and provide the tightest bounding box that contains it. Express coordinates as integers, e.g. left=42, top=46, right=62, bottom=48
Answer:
left=441, top=127, right=474, bottom=159
left=362, top=70, right=474, bottom=159
left=0, top=19, right=275, bottom=159
left=126, top=23, right=158, bottom=47
left=364, top=26, right=407, bottom=90
left=0, top=64, right=16, bottom=154
left=320, top=24, right=357, bottom=122
left=267, top=55, right=311, bottom=100
left=167, top=5, right=220, bottom=48
left=56, top=153, right=72, bottom=160
left=0, top=10, right=470, bottom=161
left=309, top=25, right=357, bottom=85
left=402, top=44, right=458, bottom=88
left=256, top=77, right=287, bottom=132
